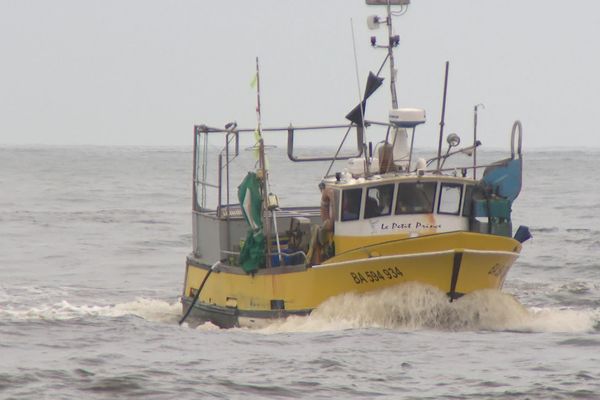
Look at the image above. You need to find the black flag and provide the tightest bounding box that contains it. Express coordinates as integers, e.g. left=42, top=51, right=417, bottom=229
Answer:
left=345, top=72, right=384, bottom=125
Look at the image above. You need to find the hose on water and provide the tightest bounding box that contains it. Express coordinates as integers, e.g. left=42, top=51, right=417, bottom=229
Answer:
left=178, top=262, right=218, bottom=325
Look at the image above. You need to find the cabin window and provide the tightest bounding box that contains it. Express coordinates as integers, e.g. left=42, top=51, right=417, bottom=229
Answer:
left=462, top=185, right=474, bottom=217
left=395, top=182, right=436, bottom=214
left=341, top=188, right=362, bottom=221
left=365, top=184, right=394, bottom=218
left=438, top=183, right=463, bottom=215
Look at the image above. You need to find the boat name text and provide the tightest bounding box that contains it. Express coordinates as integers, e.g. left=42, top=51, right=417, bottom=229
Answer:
left=350, top=267, right=404, bottom=285
left=488, top=263, right=509, bottom=279
left=380, top=222, right=441, bottom=230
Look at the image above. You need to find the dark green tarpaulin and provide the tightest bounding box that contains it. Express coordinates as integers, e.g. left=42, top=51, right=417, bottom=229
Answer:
left=238, top=172, right=265, bottom=273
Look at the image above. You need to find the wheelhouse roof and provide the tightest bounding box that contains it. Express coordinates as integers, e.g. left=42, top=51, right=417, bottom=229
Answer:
left=324, top=172, right=477, bottom=190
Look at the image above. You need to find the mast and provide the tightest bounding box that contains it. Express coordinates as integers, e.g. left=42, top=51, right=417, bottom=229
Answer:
left=436, top=61, right=450, bottom=173
left=254, top=57, right=273, bottom=268
left=473, top=104, right=484, bottom=179
left=368, top=0, right=404, bottom=107
left=366, top=0, right=409, bottom=169
left=385, top=1, right=399, bottom=109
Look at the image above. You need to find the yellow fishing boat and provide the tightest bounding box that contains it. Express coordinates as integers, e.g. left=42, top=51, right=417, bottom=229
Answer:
left=179, top=0, right=531, bottom=328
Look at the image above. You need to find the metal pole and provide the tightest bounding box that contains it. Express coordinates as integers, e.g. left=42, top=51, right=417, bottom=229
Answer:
left=436, top=61, right=450, bottom=173
left=201, top=131, right=208, bottom=208
left=272, top=208, right=283, bottom=265
left=407, top=128, right=416, bottom=172
left=258, top=139, right=272, bottom=268
left=192, top=128, right=198, bottom=212
left=225, top=134, right=231, bottom=253
left=350, top=19, right=369, bottom=177
left=225, top=135, right=230, bottom=209
left=386, top=0, right=399, bottom=109
left=473, top=104, right=484, bottom=179
left=217, top=153, right=222, bottom=218
left=255, top=57, right=272, bottom=268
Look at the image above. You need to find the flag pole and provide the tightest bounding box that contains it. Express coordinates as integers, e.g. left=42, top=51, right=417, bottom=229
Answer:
left=254, top=57, right=273, bottom=268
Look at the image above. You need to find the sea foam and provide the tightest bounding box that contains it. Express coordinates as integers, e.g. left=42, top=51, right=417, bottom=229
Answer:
left=259, top=283, right=599, bottom=334
left=0, top=297, right=181, bottom=324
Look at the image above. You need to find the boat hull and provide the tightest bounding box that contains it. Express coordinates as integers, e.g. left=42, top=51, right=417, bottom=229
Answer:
left=181, top=232, right=521, bottom=328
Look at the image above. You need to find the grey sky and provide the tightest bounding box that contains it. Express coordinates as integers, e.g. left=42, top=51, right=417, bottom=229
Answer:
left=1, top=0, right=599, bottom=149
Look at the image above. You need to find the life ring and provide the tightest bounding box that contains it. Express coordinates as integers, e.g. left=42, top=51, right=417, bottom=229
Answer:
left=320, top=187, right=334, bottom=232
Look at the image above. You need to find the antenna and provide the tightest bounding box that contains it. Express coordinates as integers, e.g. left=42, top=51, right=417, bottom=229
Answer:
left=385, top=1, right=399, bottom=109
left=436, top=61, right=450, bottom=173
left=253, top=58, right=283, bottom=267
left=252, top=58, right=273, bottom=268
left=350, top=19, right=369, bottom=176
left=473, top=103, right=484, bottom=179
left=365, top=0, right=409, bottom=109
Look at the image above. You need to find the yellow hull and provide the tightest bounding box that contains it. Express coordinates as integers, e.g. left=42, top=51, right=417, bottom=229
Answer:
left=182, top=232, right=521, bottom=327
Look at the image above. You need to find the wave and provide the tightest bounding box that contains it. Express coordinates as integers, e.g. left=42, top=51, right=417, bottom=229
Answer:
left=3, top=286, right=598, bottom=335
left=530, top=227, right=559, bottom=233
left=258, top=283, right=599, bottom=334
left=0, top=298, right=181, bottom=324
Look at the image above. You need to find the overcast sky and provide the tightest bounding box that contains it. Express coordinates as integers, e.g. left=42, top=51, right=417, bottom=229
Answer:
left=1, top=0, right=599, bottom=149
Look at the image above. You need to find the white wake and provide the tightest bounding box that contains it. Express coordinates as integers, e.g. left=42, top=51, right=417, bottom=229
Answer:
left=0, top=297, right=181, bottom=324
left=259, top=283, right=599, bottom=334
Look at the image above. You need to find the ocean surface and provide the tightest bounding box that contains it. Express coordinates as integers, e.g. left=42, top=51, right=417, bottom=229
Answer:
left=1, top=145, right=599, bottom=399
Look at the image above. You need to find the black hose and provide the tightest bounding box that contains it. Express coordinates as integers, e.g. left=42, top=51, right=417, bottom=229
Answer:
left=178, top=264, right=217, bottom=325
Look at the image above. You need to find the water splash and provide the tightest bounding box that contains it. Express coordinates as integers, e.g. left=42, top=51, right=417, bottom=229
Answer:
left=3, top=286, right=597, bottom=334
left=0, top=298, right=181, bottom=324
left=522, top=307, right=600, bottom=333
left=110, top=298, right=181, bottom=323
left=194, top=321, right=222, bottom=331
left=259, top=283, right=599, bottom=334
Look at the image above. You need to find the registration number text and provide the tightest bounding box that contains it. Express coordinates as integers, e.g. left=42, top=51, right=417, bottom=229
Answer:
left=350, top=267, right=404, bottom=284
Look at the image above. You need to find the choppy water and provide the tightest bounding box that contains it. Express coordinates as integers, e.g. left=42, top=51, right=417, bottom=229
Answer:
left=1, top=146, right=600, bottom=399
